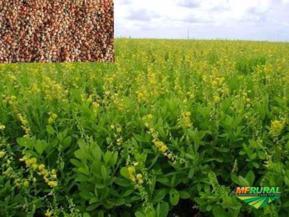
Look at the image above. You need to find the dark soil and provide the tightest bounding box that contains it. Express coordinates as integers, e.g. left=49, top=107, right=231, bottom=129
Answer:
left=169, top=200, right=203, bottom=217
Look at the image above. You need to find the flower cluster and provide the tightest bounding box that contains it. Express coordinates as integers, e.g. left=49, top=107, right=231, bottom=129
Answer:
left=17, top=113, right=31, bottom=136
left=110, top=124, right=123, bottom=147
left=153, top=139, right=168, bottom=153
left=178, top=111, right=192, bottom=128
left=203, top=72, right=229, bottom=104
left=3, top=95, right=17, bottom=107
left=48, top=112, right=58, bottom=125
left=269, top=120, right=286, bottom=138
left=20, top=155, right=58, bottom=188
left=136, top=87, right=149, bottom=103
left=142, top=114, right=177, bottom=162
left=142, top=114, right=153, bottom=128
left=0, top=142, right=32, bottom=190
left=0, top=150, right=5, bottom=158
left=127, top=165, right=144, bottom=185
left=0, top=124, right=6, bottom=131
left=42, top=77, right=67, bottom=101
left=149, top=128, right=177, bottom=162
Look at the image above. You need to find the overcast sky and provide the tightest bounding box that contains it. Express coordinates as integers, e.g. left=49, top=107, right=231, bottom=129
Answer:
left=115, top=0, right=289, bottom=41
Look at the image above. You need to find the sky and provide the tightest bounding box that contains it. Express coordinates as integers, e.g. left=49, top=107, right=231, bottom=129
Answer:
left=115, top=0, right=289, bottom=41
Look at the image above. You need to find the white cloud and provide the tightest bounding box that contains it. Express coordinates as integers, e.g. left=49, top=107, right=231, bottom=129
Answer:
left=115, top=0, right=289, bottom=41
left=178, top=0, right=202, bottom=8
left=126, top=9, right=159, bottom=22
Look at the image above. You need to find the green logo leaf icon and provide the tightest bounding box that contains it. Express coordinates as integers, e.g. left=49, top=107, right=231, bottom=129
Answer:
left=235, top=187, right=281, bottom=209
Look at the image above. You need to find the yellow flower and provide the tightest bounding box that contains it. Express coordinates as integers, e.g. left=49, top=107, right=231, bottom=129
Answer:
left=25, top=159, right=33, bottom=166
left=92, top=102, right=100, bottom=111
left=48, top=181, right=58, bottom=188
left=179, top=111, right=192, bottom=128
left=167, top=153, right=173, bottom=159
left=0, top=151, right=6, bottom=158
left=20, top=155, right=28, bottom=162
left=153, top=139, right=168, bottom=153
left=23, top=180, right=29, bottom=188
left=269, top=120, right=285, bottom=137
left=30, top=157, right=37, bottom=164
left=127, top=166, right=135, bottom=175
left=32, top=163, right=38, bottom=170
left=45, top=209, right=53, bottom=217
left=136, top=173, right=144, bottom=185
left=40, top=170, right=49, bottom=177
left=213, top=95, right=221, bottom=103
left=142, top=114, right=153, bottom=128
left=117, top=137, right=123, bottom=145
left=116, top=126, right=122, bottom=133
left=8, top=75, right=16, bottom=81
left=136, top=173, right=144, bottom=184
left=127, top=166, right=136, bottom=182
left=51, top=169, right=57, bottom=175
left=38, top=164, right=45, bottom=171
left=44, top=176, right=49, bottom=183
left=15, top=179, right=21, bottom=187
left=136, top=173, right=143, bottom=180
left=159, top=145, right=168, bottom=153
left=48, top=113, right=58, bottom=125
left=0, top=124, right=5, bottom=130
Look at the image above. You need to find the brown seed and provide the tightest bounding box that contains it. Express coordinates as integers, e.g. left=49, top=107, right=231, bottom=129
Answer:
left=0, top=0, right=114, bottom=63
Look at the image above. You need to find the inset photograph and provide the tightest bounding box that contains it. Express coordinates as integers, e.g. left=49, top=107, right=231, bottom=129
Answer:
left=0, top=0, right=114, bottom=63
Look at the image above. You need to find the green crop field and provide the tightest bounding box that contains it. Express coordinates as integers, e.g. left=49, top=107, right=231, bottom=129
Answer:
left=0, top=39, right=288, bottom=217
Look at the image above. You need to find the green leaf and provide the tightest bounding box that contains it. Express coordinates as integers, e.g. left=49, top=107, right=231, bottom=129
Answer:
left=91, top=144, right=102, bottom=161
left=100, top=165, right=109, bottom=181
left=70, top=159, right=82, bottom=167
left=78, top=166, right=90, bottom=176
left=120, top=167, right=129, bottom=179
left=156, top=202, right=169, bottom=217
left=157, top=177, right=171, bottom=186
left=112, top=152, right=118, bottom=166
left=231, top=174, right=240, bottom=185
left=103, top=151, right=118, bottom=166
left=245, top=170, right=255, bottom=186
left=75, top=148, right=86, bottom=161
left=212, top=206, right=229, bottom=217
left=17, top=137, right=32, bottom=148
left=284, top=176, right=289, bottom=186
left=169, top=189, right=180, bottom=206
left=153, top=189, right=168, bottom=203
left=46, top=125, right=55, bottom=135
left=238, top=176, right=250, bottom=186
left=135, top=211, right=146, bottom=217
left=104, top=151, right=113, bottom=165
left=34, top=140, right=49, bottom=155
left=179, top=191, right=191, bottom=199
left=83, top=212, right=91, bottom=217
left=62, top=136, right=72, bottom=148
left=231, top=174, right=250, bottom=186
left=114, top=177, right=131, bottom=187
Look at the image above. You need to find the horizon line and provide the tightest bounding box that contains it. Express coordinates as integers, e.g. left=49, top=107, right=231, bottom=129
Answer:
left=114, top=36, right=289, bottom=43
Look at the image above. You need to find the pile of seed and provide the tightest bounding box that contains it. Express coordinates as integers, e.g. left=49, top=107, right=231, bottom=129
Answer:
left=0, top=0, right=114, bottom=63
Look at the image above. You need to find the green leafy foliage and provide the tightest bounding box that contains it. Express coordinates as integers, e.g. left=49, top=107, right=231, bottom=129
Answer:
left=0, top=39, right=288, bottom=216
